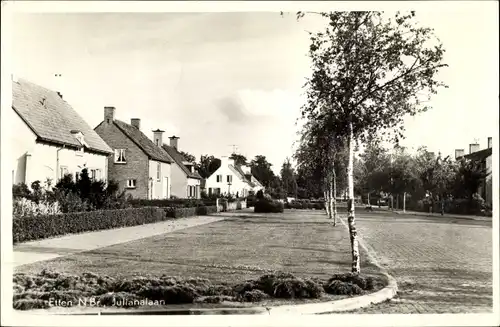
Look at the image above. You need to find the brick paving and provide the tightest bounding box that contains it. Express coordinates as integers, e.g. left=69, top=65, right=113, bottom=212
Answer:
left=340, top=211, right=493, bottom=313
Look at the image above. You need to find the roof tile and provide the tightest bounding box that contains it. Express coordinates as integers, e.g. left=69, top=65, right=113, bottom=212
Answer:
left=12, top=78, right=112, bottom=154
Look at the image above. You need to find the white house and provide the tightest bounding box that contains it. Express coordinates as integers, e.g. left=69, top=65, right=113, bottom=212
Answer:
left=205, top=156, right=264, bottom=197
left=160, top=135, right=202, bottom=199
left=11, top=78, right=113, bottom=187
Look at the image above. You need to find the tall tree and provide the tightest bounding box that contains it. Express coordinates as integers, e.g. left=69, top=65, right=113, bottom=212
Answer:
left=179, top=151, right=196, bottom=163
left=280, top=158, right=298, bottom=198
left=230, top=153, right=248, bottom=166
left=249, top=155, right=276, bottom=188
left=198, top=155, right=221, bottom=179
left=298, top=11, right=447, bottom=273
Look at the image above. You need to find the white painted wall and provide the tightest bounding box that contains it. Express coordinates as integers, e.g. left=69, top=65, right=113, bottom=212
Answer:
left=11, top=111, right=108, bottom=187
left=205, top=157, right=250, bottom=197
left=148, top=160, right=171, bottom=199
left=169, top=161, right=187, bottom=198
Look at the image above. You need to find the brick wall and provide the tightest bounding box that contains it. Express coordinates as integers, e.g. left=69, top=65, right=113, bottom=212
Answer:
left=95, top=121, right=149, bottom=199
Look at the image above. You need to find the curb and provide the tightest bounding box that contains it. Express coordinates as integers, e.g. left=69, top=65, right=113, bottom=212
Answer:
left=388, top=209, right=491, bottom=221
left=23, top=214, right=398, bottom=316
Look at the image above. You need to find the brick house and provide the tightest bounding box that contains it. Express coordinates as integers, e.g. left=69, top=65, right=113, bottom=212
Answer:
left=159, top=135, right=202, bottom=199
left=94, top=107, right=173, bottom=199
left=11, top=77, right=113, bottom=187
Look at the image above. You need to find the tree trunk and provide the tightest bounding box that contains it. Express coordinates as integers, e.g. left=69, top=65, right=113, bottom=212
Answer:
left=332, top=172, right=337, bottom=226
left=367, top=192, right=371, bottom=206
left=403, top=192, right=406, bottom=213
left=324, top=188, right=330, bottom=218
left=328, top=176, right=335, bottom=225
left=347, top=122, right=360, bottom=274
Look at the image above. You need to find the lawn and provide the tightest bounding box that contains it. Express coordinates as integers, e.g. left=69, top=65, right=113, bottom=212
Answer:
left=16, top=210, right=383, bottom=284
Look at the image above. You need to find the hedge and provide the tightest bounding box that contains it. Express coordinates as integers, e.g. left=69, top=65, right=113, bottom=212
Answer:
left=13, top=207, right=166, bottom=243
left=164, top=206, right=218, bottom=218
left=254, top=200, right=284, bottom=213
left=285, top=202, right=326, bottom=210
left=128, top=199, right=216, bottom=208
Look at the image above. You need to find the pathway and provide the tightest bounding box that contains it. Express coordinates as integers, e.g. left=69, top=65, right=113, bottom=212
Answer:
left=10, top=212, right=240, bottom=267
left=341, top=211, right=493, bottom=313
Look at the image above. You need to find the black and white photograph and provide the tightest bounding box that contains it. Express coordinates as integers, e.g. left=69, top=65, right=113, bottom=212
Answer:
left=1, top=1, right=498, bottom=326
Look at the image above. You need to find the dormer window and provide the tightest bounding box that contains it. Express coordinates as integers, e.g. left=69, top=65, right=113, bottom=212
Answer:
left=71, top=130, right=88, bottom=155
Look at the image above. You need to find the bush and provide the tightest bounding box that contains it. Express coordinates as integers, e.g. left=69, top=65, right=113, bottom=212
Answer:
left=13, top=207, right=166, bottom=243
left=254, top=199, right=284, bottom=213
left=129, top=199, right=215, bottom=208
left=13, top=270, right=382, bottom=310
left=13, top=198, right=61, bottom=218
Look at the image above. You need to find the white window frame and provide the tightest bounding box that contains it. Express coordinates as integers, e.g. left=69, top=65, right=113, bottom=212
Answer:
left=157, top=162, right=161, bottom=182
left=127, top=179, right=137, bottom=189
left=114, top=149, right=126, bottom=163
left=60, top=166, right=69, bottom=180
left=227, top=175, right=232, bottom=183
left=216, top=175, right=222, bottom=183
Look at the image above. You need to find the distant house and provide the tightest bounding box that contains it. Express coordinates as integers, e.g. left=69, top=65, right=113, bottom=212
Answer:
left=455, top=137, right=493, bottom=204
left=11, top=77, right=113, bottom=187
left=204, top=156, right=264, bottom=197
left=94, top=107, right=173, bottom=199
left=159, top=134, right=202, bottom=199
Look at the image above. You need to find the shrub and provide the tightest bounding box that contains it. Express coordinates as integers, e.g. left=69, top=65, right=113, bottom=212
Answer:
left=129, top=199, right=214, bottom=208
left=240, top=289, right=269, bottom=302
left=13, top=270, right=382, bottom=310
left=254, top=199, right=284, bottom=213
left=13, top=198, right=61, bottom=218
left=13, top=207, right=166, bottom=243
left=324, top=280, right=363, bottom=295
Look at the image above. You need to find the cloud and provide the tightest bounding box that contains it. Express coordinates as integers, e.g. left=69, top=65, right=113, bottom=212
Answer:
left=216, top=96, right=250, bottom=124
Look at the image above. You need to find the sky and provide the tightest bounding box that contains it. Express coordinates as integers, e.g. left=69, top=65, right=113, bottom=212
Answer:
left=8, top=3, right=499, bottom=174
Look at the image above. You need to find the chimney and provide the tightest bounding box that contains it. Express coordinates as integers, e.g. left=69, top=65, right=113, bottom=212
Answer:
left=104, top=106, right=115, bottom=124
left=169, top=135, right=179, bottom=150
left=469, top=143, right=480, bottom=154
left=455, top=149, right=465, bottom=160
left=487, top=137, right=492, bottom=149
left=153, top=129, right=164, bottom=147
left=131, top=118, right=141, bottom=130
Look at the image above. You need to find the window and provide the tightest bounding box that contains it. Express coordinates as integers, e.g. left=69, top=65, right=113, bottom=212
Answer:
left=216, top=175, right=222, bottom=183
left=157, top=162, right=161, bottom=181
left=60, top=166, right=69, bottom=180
left=89, top=169, right=102, bottom=181
left=216, top=188, right=221, bottom=195
left=227, top=175, right=232, bottom=183
left=127, top=179, right=136, bottom=188
left=114, top=149, right=126, bottom=163
left=208, top=188, right=213, bottom=196
left=76, top=146, right=84, bottom=156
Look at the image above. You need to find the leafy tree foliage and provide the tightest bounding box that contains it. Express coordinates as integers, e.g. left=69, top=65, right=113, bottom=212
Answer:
left=197, top=155, right=221, bottom=179
left=230, top=153, right=248, bottom=166
left=296, top=11, right=447, bottom=273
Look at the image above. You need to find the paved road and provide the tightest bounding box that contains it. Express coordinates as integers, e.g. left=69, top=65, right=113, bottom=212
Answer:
left=342, top=211, right=493, bottom=313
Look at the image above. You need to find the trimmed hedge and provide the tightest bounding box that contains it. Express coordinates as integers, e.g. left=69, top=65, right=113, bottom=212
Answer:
left=13, top=207, right=166, bottom=243
left=129, top=199, right=217, bottom=208
left=163, top=206, right=218, bottom=218
left=254, top=200, right=284, bottom=213
left=285, top=202, right=326, bottom=210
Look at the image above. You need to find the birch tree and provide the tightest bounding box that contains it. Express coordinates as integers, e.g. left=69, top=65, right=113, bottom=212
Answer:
left=298, top=11, right=447, bottom=273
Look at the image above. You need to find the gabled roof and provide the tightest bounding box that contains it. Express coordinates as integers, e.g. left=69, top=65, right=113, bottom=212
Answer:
left=12, top=78, right=112, bottom=154
left=229, top=164, right=256, bottom=187
left=113, top=120, right=173, bottom=164
left=162, top=144, right=202, bottom=179
left=463, top=148, right=492, bottom=161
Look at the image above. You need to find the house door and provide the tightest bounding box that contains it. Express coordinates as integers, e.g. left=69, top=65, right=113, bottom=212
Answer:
left=164, top=177, right=169, bottom=198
